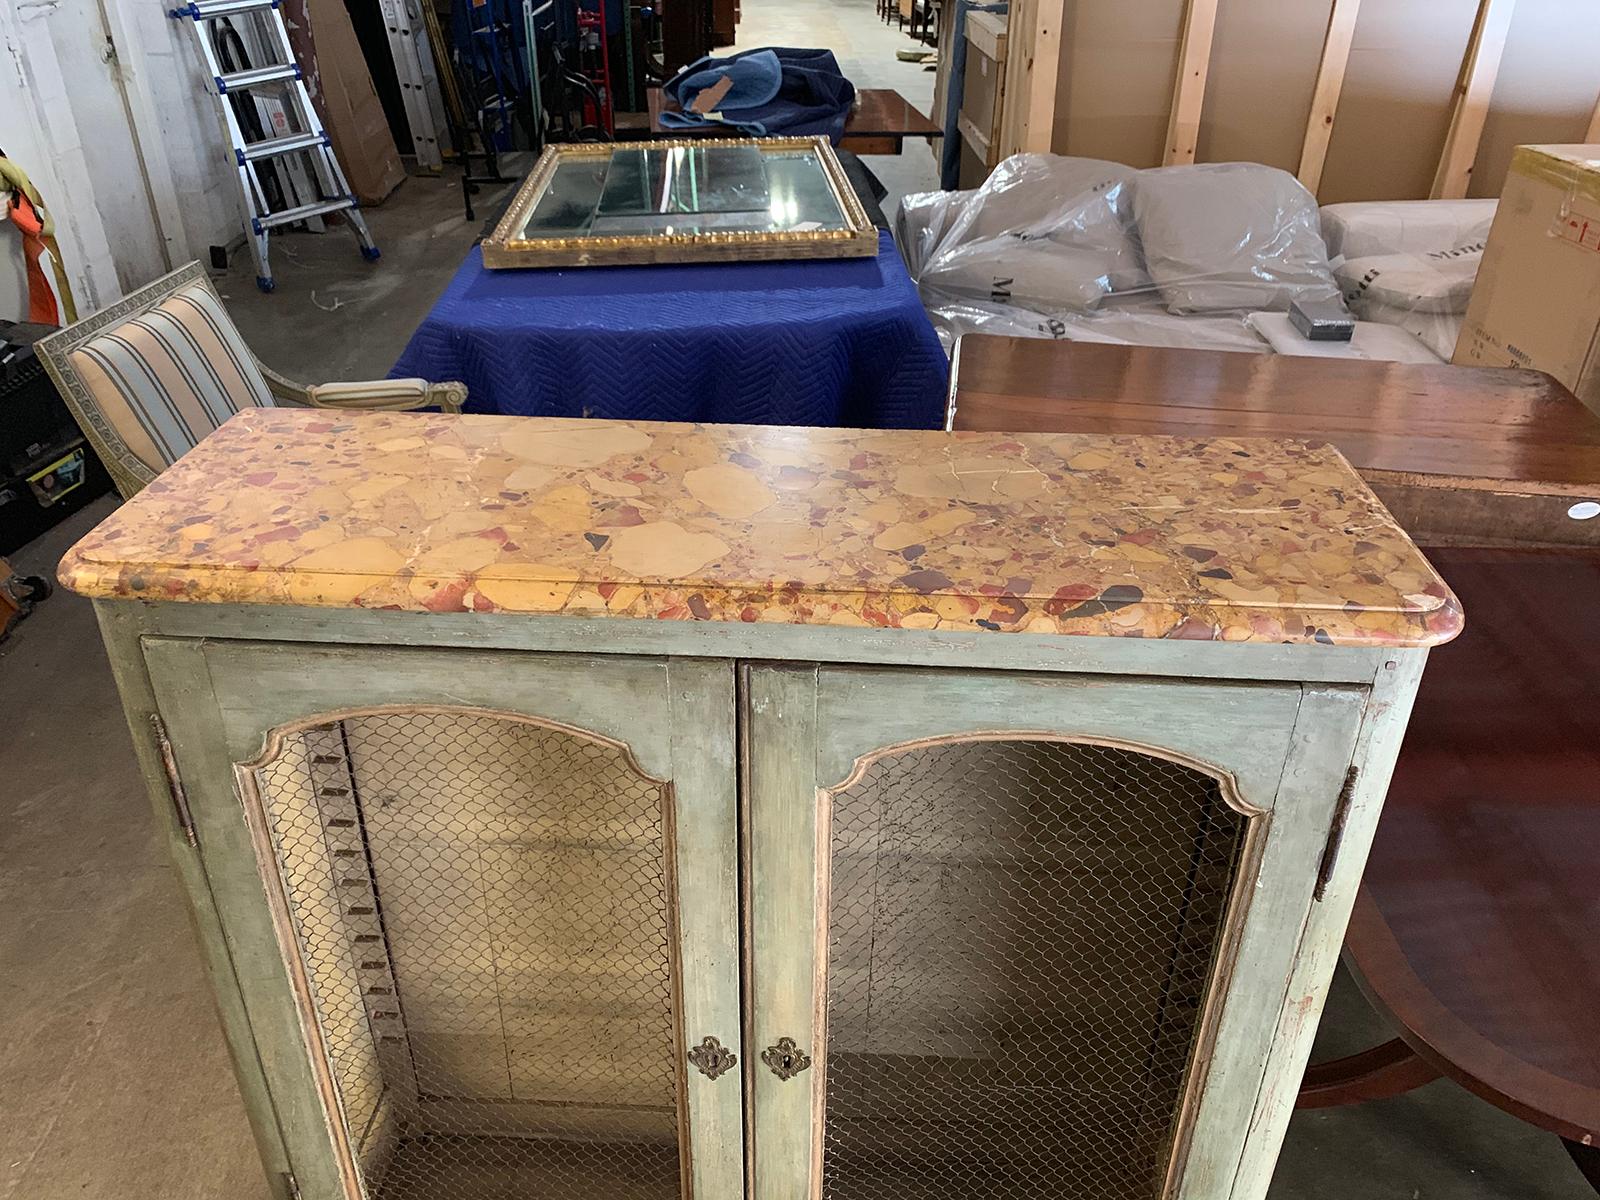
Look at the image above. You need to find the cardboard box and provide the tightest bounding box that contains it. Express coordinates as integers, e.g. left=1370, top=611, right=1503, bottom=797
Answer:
left=296, top=0, right=405, bottom=206
left=1455, top=144, right=1600, bottom=413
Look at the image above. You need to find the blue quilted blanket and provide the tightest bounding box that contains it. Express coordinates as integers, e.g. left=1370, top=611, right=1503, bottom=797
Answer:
left=391, top=233, right=948, bottom=429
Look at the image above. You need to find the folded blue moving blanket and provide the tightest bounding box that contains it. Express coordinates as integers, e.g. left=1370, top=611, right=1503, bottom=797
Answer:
left=662, top=47, right=856, bottom=143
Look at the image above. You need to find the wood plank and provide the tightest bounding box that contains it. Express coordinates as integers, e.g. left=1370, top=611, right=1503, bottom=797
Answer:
left=666, top=658, right=745, bottom=1200
left=1297, top=0, right=1363, bottom=196
left=964, top=9, right=1007, bottom=62
left=957, top=110, right=992, bottom=161
left=1431, top=0, right=1519, bottom=200
left=997, top=0, right=1064, bottom=156
left=1163, top=0, right=1220, bottom=166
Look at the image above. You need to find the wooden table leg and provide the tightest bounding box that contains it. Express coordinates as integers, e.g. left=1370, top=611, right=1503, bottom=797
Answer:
left=1296, top=1038, right=1442, bottom=1109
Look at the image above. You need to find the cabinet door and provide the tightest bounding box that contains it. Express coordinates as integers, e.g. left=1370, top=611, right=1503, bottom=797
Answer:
left=743, top=664, right=1365, bottom=1200
left=144, top=639, right=743, bottom=1200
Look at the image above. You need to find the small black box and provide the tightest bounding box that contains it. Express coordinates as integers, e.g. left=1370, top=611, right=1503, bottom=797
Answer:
left=1288, top=298, right=1356, bottom=342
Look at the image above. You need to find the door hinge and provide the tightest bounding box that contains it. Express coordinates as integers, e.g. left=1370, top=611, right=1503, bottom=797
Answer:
left=150, top=713, right=199, bottom=848
left=281, top=1172, right=301, bottom=1200
left=1314, top=766, right=1358, bottom=902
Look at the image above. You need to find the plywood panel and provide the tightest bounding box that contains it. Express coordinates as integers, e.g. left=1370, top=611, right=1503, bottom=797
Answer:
left=1045, top=0, right=1600, bottom=202
left=1473, top=0, right=1600, bottom=198
left=1195, top=0, right=1331, bottom=174
left=1318, top=0, right=1480, bottom=204
left=1050, top=0, right=1184, bottom=165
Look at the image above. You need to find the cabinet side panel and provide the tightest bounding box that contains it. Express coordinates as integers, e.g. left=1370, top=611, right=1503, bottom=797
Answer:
left=1225, top=655, right=1428, bottom=1199
left=142, top=634, right=355, bottom=1200
left=95, top=606, right=295, bottom=1194
left=1173, top=683, right=1369, bottom=1200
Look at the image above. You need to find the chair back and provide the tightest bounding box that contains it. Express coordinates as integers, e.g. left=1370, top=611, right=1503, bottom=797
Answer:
left=37, top=262, right=273, bottom=498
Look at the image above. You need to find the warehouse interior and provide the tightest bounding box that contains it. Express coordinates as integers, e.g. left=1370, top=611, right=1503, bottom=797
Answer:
left=2, top=0, right=1597, bottom=1198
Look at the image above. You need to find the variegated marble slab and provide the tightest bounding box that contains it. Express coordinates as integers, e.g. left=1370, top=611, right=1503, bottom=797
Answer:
left=59, top=409, right=1462, bottom=646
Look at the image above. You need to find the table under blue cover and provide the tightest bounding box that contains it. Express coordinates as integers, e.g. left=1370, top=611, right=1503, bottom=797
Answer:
left=391, top=232, right=948, bottom=429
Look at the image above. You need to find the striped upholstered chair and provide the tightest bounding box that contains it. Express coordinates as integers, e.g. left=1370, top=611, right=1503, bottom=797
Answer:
left=36, top=261, right=467, bottom=499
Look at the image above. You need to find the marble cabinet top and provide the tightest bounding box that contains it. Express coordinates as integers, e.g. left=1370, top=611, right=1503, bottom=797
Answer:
left=59, top=409, right=1461, bottom=646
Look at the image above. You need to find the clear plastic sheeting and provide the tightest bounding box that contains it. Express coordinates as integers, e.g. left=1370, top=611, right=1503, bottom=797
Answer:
left=1353, top=304, right=1465, bottom=362
left=1131, top=163, right=1339, bottom=314
left=1319, top=199, right=1497, bottom=260
left=923, top=298, right=1269, bottom=356
left=1332, top=240, right=1485, bottom=361
left=898, top=155, right=1499, bottom=365
left=911, top=155, right=1147, bottom=314
left=1247, top=313, right=1440, bottom=365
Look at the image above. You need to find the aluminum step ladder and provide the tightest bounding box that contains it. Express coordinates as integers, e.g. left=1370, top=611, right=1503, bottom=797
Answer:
left=170, top=0, right=380, bottom=292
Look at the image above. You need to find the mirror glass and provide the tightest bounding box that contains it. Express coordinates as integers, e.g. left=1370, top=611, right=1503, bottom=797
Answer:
left=511, top=144, right=851, bottom=240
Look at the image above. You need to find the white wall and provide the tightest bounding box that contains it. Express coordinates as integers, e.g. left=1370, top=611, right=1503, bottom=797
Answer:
left=0, top=0, right=240, bottom=324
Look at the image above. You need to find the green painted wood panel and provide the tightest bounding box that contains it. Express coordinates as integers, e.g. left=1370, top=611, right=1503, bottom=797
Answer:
left=95, top=609, right=298, bottom=1198
left=141, top=637, right=743, bottom=1200
left=744, top=663, right=1371, bottom=1200
left=109, top=598, right=1397, bottom=685
left=742, top=665, right=822, bottom=1200
left=667, top=658, right=746, bottom=1200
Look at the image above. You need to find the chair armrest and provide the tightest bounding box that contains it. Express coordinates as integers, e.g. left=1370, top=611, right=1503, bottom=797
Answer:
left=304, top=378, right=469, bottom=414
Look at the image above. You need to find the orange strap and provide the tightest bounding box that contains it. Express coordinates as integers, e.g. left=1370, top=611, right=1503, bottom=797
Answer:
left=6, top=190, right=60, bottom=325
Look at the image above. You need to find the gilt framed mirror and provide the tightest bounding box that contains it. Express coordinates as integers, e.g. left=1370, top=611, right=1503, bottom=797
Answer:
left=481, top=136, right=878, bottom=268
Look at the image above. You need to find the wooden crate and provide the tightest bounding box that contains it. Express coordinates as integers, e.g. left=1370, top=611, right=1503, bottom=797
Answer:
left=959, top=10, right=1008, bottom=183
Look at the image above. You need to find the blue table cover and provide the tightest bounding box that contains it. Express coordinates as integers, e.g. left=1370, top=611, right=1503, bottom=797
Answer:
left=391, top=232, right=948, bottom=429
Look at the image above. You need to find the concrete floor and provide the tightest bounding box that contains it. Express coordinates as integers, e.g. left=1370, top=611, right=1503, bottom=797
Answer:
left=0, top=1, right=1589, bottom=1195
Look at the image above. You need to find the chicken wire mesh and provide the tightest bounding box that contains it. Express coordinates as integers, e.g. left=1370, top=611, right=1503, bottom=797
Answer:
left=821, top=739, right=1248, bottom=1200
left=250, top=711, right=683, bottom=1200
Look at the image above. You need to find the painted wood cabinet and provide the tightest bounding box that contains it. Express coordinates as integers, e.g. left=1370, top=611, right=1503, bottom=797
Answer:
left=63, top=410, right=1461, bottom=1200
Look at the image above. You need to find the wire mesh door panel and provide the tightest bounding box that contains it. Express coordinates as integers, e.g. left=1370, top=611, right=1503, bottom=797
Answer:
left=819, top=737, right=1248, bottom=1200
left=248, top=710, right=686, bottom=1200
